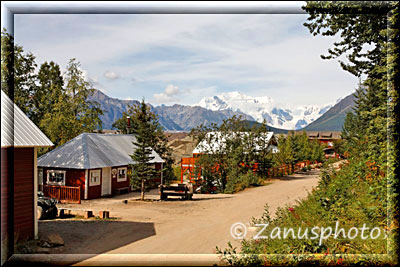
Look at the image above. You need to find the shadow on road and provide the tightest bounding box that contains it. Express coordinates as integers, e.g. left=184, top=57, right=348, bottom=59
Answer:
left=161, top=195, right=234, bottom=202
left=267, top=169, right=320, bottom=181
left=7, top=220, right=156, bottom=266
left=39, top=220, right=155, bottom=254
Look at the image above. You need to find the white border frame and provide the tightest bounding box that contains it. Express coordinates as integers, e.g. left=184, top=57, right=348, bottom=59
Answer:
left=0, top=1, right=308, bottom=266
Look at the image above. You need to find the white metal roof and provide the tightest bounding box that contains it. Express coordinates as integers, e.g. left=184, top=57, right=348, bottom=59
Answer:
left=38, top=133, right=165, bottom=169
left=1, top=90, right=54, bottom=148
left=193, top=131, right=278, bottom=154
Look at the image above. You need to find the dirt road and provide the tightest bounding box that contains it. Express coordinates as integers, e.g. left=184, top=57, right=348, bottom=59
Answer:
left=28, top=169, right=321, bottom=265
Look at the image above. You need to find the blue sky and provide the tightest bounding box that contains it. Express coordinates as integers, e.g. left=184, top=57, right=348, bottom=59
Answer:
left=13, top=11, right=358, bottom=108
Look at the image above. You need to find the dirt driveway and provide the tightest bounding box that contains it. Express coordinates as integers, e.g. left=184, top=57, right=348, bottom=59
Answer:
left=31, top=169, right=321, bottom=265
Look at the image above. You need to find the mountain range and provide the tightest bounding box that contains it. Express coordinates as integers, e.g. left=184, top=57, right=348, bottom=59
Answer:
left=304, top=93, right=356, bottom=131
left=197, top=92, right=335, bottom=130
left=89, top=89, right=355, bottom=132
left=88, top=89, right=253, bottom=131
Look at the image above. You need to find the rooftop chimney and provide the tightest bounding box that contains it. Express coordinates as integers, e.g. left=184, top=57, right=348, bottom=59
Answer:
left=127, top=116, right=131, bottom=128
left=127, top=116, right=131, bottom=134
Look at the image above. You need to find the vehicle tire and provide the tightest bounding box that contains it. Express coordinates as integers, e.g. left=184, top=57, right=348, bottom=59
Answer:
left=51, top=207, right=58, bottom=219
left=160, top=193, right=166, bottom=200
left=37, top=206, right=44, bottom=220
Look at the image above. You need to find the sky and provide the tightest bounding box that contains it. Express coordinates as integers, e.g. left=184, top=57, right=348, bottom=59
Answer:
left=13, top=8, right=359, bottom=108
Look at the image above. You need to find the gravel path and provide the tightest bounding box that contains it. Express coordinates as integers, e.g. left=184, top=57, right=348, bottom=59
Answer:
left=21, top=168, right=321, bottom=266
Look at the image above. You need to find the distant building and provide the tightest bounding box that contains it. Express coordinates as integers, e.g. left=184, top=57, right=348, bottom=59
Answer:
left=192, top=131, right=279, bottom=155
left=300, top=131, right=341, bottom=147
left=1, top=90, right=54, bottom=264
left=93, top=129, right=121, bottom=134
left=181, top=131, right=278, bottom=184
left=37, top=133, right=165, bottom=200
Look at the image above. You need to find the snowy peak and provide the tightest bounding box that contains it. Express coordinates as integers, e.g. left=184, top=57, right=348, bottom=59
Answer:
left=197, top=92, right=333, bottom=130
left=198, top=95, right=229, bottom=111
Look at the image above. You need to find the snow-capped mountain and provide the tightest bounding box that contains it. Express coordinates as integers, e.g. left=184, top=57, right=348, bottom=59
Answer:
left=197, top=92, right=334, bottom=130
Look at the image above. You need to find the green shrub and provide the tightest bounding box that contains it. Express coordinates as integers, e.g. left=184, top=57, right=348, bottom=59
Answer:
left=224, top=170, right=262, bottom=194
left=218, top=158, right=388, bottom=265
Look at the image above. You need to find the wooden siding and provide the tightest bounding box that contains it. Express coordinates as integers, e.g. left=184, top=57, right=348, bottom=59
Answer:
left=1, top=148, right=13, bottom=260
left=111, top=166, right=130, bottom=195
left=13, top=148, right=34, bottom=241
left=40, top=164, right=163, bottom=200
left=88, top=168, right=102, bottom=199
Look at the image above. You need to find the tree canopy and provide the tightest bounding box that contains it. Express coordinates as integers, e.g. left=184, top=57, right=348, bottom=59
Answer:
left=1, top=29, right=104, bottom=151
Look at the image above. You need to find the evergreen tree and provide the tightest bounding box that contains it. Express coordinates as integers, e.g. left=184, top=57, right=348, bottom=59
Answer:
left=130, top=99, right=157, bottom=200
left=1, top=29, right=37, bottom=116
left=303, top=1, right=397, bottom=166
left=40, top=92, right=77, bottom=149
left=113, top=103, right=175, bottom=183
left=64, top=58, right=103, bottom=134
left=192, top=116, right=274, bottom=193
left=296, top=131, right=312, bottom=161
left=40, top=58, right=103, bottom=148
left=32, top=61, right=64, bottom=125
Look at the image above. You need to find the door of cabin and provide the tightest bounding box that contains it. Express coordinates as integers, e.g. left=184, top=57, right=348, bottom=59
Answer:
left=101, top=167, right=112, bottom=196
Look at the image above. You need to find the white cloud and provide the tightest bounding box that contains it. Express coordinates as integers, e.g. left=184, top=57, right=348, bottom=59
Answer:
left=81, top=69, right=100, bottom=84
left=164, top=84, right=180, bottom=96
left=153, top=84, right=190, bottom=103
left=103, top=71, right=120, bottom=80
left=14, top=13, right=358, bottom=107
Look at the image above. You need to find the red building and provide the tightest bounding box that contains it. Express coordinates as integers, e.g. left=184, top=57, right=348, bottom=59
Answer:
left=304, top=131, right=341, bottom=148
left=181, top=131, right=279, bottom=183
left=37, top=133, right=165, bottom=201
left=1, top=90, right=54, bottom=264
left=293, top=131, right=342, bottom=158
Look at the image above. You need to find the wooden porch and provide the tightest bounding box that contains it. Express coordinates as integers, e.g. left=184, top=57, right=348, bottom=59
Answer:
left=42, top=185, right=81, bottom=204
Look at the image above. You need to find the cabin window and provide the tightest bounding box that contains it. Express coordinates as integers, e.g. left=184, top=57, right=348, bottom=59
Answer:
left=117, top=167, right=127, bottom=182
left=90, top=170, right=101, bottom=186
left=47, top=170, right=66, bottom=186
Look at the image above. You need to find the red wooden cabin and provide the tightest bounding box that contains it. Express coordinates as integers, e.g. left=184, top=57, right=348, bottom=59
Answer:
left=1, top=90, right=54, bottom=264
left=38, top=133, right=165, bottom=202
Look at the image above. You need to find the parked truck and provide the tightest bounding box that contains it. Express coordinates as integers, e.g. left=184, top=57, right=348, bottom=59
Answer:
left=159, top=183, right=193, bottom=200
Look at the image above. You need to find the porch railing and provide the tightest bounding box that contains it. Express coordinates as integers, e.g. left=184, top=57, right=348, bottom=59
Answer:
left=42, top=185, right=81, bottom=204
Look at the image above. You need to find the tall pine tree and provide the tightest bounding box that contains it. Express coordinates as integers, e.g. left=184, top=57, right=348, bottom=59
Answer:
left=114, top=103, right=175, bottom=184
left=130, top=99, right=158, bottom=200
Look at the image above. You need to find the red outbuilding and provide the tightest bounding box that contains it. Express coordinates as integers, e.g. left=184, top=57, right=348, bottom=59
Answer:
left=1, top=90, right=54, bottom=264
left=37, top=133, right=165, bottom=202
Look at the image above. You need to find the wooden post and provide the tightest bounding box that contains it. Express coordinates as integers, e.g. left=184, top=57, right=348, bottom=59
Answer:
left=141, top=178, right=145, bottom=200
left=99, top=211, right=110, bottom=219
left=78, top=186, right=81, bottom=204
left=84, top=210, right=93, bottom=219
left=58, top=209, right=65, bottom=218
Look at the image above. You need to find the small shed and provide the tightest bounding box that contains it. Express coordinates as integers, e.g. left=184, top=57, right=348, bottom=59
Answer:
left=37, top=133, right=165, bottom=200
left=1, top=90, right=54, bottom=264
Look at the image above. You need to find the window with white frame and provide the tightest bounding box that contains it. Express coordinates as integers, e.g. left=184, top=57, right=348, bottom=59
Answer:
left=90, top=169, right=101, bottom=186
left=117, top=167, right=127, bottom=182
left=47, top=170, right=66, bottom=186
